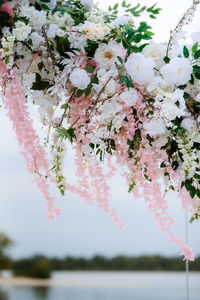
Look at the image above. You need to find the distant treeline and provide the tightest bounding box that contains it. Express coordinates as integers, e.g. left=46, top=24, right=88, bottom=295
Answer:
left=13, top=255, right=200, bottom=276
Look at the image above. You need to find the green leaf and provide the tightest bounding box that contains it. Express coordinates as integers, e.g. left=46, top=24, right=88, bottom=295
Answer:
left=77, top=89, right=85, bottom=98
left=38, top=62, right=44, bottom=72
left=40, top=3, right=50, bottom=10
left=138, top=23, right=148, bottom=32
left=57, top=127, right=76, bottom=144
left=117, top=56, right=123, bottom=64
left=189, top=74, right=194, bottom=85
left=163, top=56, right=170, bottom=64
left=172, top=161, right=179, bottom=170
left=194, top=72, right=200, bottom=80
left=141, top=34, right=152, bottom=40
left=134, top=33, right=142, bottom=43
left=32, top=73, right=50, bottom=90
left=85, top=85, right=92, bottom=98
left=183, top=46, right=189, bottom=58
left=193, top=65, right=200, bottom=72
left=70, top=87, right=77, bottom=93
left=196, top=188, right=200, bottom=199
left=85, top=65, right=94, bottom=73
left=183, top=92, right=190, bottom=99
left=192, top=42, right=198, bottom=54
left=194, top=49, right=200, bottom=59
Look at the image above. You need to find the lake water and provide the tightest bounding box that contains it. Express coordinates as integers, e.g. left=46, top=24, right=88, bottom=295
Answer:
left=0, top=271, right=200, bottom=300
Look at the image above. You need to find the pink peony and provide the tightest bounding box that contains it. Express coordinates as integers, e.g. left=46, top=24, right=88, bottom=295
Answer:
left=1, top=2, right=14, bottom=18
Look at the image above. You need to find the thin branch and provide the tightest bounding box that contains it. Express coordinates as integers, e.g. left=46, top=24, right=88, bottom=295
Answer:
left=57, top=91, right=76, bottom=128
left=42, top=26, right=56, bottom=65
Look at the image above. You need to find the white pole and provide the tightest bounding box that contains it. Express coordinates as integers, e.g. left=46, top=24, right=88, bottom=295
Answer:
left=185, top=211, right=189, bottom=300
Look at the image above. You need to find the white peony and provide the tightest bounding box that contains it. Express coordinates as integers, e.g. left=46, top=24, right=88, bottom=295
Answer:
left=110, top=16, right=131, bottom=27
left=125, top=53, right=155, bottom=85
left=94, top=41, right=122, bottom=69
left=80, top=0, right=94, bottom=10
left=160, top=57, right=193, bottom=86
left=70, top=68, right=91, bottom=90
left=120, top=88, right=138, bottom=106
left=144, top=118, right=166, bottom=136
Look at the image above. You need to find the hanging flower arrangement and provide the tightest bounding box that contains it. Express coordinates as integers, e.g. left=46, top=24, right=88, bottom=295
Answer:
left=0, top=0, right=200, bottom=260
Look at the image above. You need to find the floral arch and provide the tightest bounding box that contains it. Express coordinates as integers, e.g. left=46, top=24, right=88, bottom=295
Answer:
left=0, top=0, right=200, bottom=260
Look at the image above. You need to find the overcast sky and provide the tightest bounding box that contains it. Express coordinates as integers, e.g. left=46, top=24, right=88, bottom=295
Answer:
left=0, top=0, right=200, bottom=259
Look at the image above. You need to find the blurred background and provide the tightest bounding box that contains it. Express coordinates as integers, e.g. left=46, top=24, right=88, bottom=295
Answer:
left=0, top=0, right=200, bottom=299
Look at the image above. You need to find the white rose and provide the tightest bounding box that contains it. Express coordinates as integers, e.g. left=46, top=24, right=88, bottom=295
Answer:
left=160, top=57, right=193, bottom=86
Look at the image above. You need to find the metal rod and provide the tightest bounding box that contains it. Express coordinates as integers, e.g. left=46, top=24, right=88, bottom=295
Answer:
left=185, top=211, right=189, bottom=300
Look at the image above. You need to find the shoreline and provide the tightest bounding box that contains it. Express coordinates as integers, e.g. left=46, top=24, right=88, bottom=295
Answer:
left=0, top=271, right=199, bottom=288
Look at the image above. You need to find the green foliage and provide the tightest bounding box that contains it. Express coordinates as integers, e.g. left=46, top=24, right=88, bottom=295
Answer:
left=183, top=46, right=189, bottom=58
left=194, top=49, right=200, bottom=60
left=32, top=73, right=50, bottom=90
left=0, top=11, right=11, bottom=37
left=85, top=40, right=99, bottom=58
left=57, top=127, right=76, bottom=143
left=17, top=255, right=200, bottom=271
left=0, top=232, right=13, bottom=270
left=192, top=42, right=198, bottom=54
left=13, top=256, right=51, bottom=278
left=55, top=36, right=71, bottom=56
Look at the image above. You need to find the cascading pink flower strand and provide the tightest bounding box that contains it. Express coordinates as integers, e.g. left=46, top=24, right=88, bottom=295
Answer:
left=0, top=64, right=60, bottom=219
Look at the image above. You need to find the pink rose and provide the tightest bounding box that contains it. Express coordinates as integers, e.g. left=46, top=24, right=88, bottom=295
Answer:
left=1, top=2, right=14, bottom=18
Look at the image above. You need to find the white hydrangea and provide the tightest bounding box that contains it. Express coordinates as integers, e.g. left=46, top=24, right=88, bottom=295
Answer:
left=80, top=0, right=94, bottom=10
left=143, top=42, right=166, bottom=68
left=125, top=53, right=155, bottom=85
left=94, top=41, right=122, bottom=69
left=13, top=21, right=32, bottom=41
left=144, top=118, right=166, bottom=136
left=160, top=57, right=193, bottom=86
left=70, top=68, right=91, bottom=90
left=120, top=88, right=138, bottom=107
